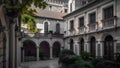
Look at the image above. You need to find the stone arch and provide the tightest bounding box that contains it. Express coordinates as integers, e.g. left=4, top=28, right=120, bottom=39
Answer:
left=22, top=39, right=37, bottom=61
left=52, top=41, right=61, bottom=58
left=70, top=39, right=74, bottom=51
left=100, top=33, right=114, bottom=41
left=89, top=36, right=96, bottom=57
left=79, top=38, right=84, bottom=55
left=22, top=38, right=37, bottom=47
left=103, top=35, right=114, bottom=60
left=39, top=41, right=50, bottom=60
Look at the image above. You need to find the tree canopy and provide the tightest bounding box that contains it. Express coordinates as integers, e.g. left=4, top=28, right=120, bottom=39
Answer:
left=3, top=0, right=47, bottom=33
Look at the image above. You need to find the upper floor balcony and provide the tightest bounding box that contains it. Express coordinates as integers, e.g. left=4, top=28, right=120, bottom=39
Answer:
left=22, top=33, right=64, bottom=39
left=102, top=16, right=117, bottom=29
left=88, top=22, right=98, bottom=32
left=78, top=26, right=86, bottom=34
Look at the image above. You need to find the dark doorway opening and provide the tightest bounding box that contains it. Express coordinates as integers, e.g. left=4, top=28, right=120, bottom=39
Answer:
left=104, top=35, right=114, bottom=60
left=39, top=41, right=50, bottom=60
left=53, top=42, right=61, bottom=58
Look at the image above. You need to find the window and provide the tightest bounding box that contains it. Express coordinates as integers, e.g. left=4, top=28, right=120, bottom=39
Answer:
left=56, top=23, right=60, bottom=34
left=70, top=20, right=74, bottom=30
left=89, top=12, right=96, bottom=23
left=103, top=5, right=113, bottom=19
left=79, top=17, right=84, bottom=27
left=44, top=22, right=48, bottom=33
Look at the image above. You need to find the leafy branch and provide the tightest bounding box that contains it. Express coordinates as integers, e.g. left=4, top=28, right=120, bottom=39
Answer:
left=3, top=0, right=47, bottom=33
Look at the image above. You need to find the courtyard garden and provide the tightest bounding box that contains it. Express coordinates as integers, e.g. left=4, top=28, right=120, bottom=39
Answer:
left=58, top=49, right=120, bottom=68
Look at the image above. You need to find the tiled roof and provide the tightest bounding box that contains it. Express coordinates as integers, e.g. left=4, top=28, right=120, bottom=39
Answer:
left=34, top=9, right=67, bottom=20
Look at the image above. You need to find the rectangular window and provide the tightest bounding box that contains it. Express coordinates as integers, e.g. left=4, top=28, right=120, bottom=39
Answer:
left=79, top=17, right=84, bottom=27
left=70, top=20, right=74, bottom=30
left=89, top=12, right=96, bottom=24
left=103, top=5, right=114, bottom=19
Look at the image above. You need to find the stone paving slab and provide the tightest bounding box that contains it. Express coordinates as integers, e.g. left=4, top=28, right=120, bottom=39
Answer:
left=19, top=59, right=59, bottom=68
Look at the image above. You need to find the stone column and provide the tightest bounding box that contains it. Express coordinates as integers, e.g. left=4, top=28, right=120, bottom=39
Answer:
left=50, top=46, right=53, bottom=59
left=36, top=46, right=40, bottom=61
left=96, top=41, right=101, bottom=57
left=22, top=49, right=24, bottom=62
left=100, top=41, right=104, bottom=57
left=85, top=42, right=89, bottom=52
left=114, top=40, right=117, bottom=59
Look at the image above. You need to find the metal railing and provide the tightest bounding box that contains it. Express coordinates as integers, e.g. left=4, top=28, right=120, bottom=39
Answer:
left=102, top=16, right=117, bottom=29
left=88, top=22, right=97, bottom=32
left=78, top=26, right=85, bottom=34
left=23, top=33, right=64, bottom=38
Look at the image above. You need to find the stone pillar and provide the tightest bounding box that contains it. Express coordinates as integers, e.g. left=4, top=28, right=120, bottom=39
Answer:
left=96, top=41, right=102, bottom=57
left=36, top=46, right=39, bottom=61
left=85, top=42, right=89, bottom=52
left=100, top=41, right=104, bottom=57
left=22, top=49, right=24, bottom=62
left=50, top=46, right=53, bottom=59
left=114, top=40, right=117, bottom=59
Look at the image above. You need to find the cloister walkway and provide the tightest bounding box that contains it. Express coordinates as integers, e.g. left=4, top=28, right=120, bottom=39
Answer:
left=19, top=58, right=59, bottom=68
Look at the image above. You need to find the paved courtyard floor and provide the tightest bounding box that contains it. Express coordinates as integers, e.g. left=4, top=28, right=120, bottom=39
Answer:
left=19, top=59, right=59, bottom=68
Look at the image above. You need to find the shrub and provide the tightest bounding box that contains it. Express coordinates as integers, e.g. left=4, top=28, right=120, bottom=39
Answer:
left=94, top=60, right=116, bottom=68
left=81, top=51, right=92, bottom=61
left=75, top=57, right=93, bottom=68
left=58, top=49, right=75, bottom=64
left=91, top=57, right=104, bottom=65
left=115, top=52, right=120, bottom=63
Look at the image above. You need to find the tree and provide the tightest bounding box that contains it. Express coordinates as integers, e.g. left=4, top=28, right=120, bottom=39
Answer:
left=3, top=0, right=47, bottom=32
left=21, top=14, right=39, bottom=33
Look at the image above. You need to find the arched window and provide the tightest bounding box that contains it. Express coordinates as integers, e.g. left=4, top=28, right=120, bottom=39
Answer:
left=56, top=23, right=60, bottom=34
left=44, top=22, right=48, bottom=33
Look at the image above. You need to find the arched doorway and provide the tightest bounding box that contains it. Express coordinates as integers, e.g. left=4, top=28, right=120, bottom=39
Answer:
left=79, top=38, right=84, bottom=55
left=53, top=42, right=61, bottom=58
left=104, top=35, right=114, bottom=60
left=39, top=41, right=50, bottom=60
left=90, top=37, right=96, bottom=57
left=70, top=39, right=74, bottom=52
left=23, top=40, right=36, bottom=62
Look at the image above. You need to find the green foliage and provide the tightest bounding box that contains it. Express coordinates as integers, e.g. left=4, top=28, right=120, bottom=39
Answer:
left=115, top=52, right=120, bottom=62
left=91, top=57, right=103, bottom=65
left=21, top=14, right=38, bottom=33
left=81, top=51, right=92, bottom=60
left=94, top=60, right=116, bottom=68
left=58, top=49, right=75, bottom=64
left=3, top=0, right=47, bottom=33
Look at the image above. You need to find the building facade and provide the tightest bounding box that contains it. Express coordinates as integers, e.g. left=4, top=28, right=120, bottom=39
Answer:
left=20, top=0, right=120, bottom=62
left=20, top=0, right=68, bottom=62
left=64, top=0, right=120, bottom=60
